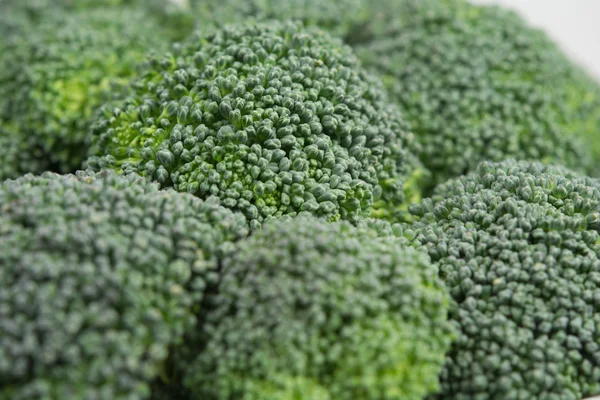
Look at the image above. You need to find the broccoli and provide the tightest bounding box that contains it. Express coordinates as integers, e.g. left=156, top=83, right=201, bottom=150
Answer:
left=86, top=21, right=423, bottom=227
left=0, top=171, right=248, bottom=400
left=165, top=216, right=454, bottom=400
left=408, top=160, right=600, bottom=399
left=1, top=0, right=171, bottom=14
left=356, top=0, right=600, bottom=186
left=190, top=0, right=380, bottom=44
left=0, top=125, right=50, bottom=181
left=0, top=7, right=176, bottom=179
left=0, top=0, right=194, bottom=41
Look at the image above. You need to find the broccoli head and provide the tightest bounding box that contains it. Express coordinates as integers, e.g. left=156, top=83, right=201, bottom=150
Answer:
left=357, top=0, right=600, bottom=185
left=409, top=160, right=600, bottom=399
left=0, top=171, right=248, bottom=400
left=86, top=21, right=423, bottom=227
left=175, top=216, right=454, bottom=400
left=0, top=7, right=174, bottom=178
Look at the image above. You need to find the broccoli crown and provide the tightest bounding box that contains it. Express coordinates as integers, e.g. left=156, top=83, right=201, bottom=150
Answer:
left=0, top=7, right=173, bottom=178
left=176, top=216, right=454, bottom=400
left=357, top=0, right=600, bottom=185
left=408, top=160, right=600, bottom=399
left=0, top=171, right=248, bottom=400
left=86, top=21, right=421, bottom=227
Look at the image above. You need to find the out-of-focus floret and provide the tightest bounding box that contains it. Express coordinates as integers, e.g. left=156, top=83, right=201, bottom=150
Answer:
left=86, top=21, right=423, bottom=227
left=190, top=0, right=382, bottom=44
left=0, top=171, right=248, bottom=400
left=168, top=216, right=453, bottom=400
left=357, top=0, right=600, bottom=185
left=0, top=7, right=175, bottom=178
left=409, top=160, right=600, bottom=399
left=0, top=0, right=194, bottom=42
left=0, top=125, right=49, bottom=181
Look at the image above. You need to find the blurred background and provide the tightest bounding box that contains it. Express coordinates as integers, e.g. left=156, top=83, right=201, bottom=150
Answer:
left=471, top=0, right=600, bottom=80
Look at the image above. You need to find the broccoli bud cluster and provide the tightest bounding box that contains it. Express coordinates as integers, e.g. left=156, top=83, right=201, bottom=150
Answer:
left=87, top=21, right=422, bottom=226
left=4, top=0, right=600, bottom=398
left=410, top=160, right=600, bottom=399
left=357, top=0, right=600, bottom=185
left=0, top=125, right=49, bottom=181
left=0, top=171, right=248, bottom=400
left=190, top=0, right=375, bottom=43
left=173, top=216, right=454, bottom=400
left=0, top=7, right=175, bottom=179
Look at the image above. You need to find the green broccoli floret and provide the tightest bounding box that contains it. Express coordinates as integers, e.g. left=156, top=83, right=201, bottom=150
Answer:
left=0, top=7, right=176, bottom=178
left=169, top=216, right=454, bottom=400
left=1, top=0, right=168, bottom=13
left=408, top=160, right=600, bottom=399
left=0, top=171, right=248, bottom=400
left=190, top=0, right=381, bottom=43
left=0, top=0, right=194, bottom=42
left=0, top=125, right=51, bottom=181
left=356, top=0, right=600, bottom=186
left=86, top=21, right=423, bottom=227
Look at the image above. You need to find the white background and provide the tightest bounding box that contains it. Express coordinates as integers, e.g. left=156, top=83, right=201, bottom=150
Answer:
left=470, top=0, right=600, bottom=81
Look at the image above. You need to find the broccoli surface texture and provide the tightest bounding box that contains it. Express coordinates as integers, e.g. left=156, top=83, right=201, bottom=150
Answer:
left=169, top=216, right=454, bottom=400
left=0, top=171, right=248, bottom=400
left=357, top=0, right=600, bottom=185
left=409, top=160, right=600, bottom=400
left=86, top=21, right=423, bottom=227
left=190, top=0, right=379, bottom=44
left=0, top=125, right=48, bottom=180
left=0, top=7, right=175, bottom=179
left=3, top=0, right=600, bottom=398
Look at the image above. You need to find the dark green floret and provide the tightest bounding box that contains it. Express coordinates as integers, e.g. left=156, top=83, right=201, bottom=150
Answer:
left=357, top=0, right=600, bottom=185
left=0, top=0, right=194, bottom=42
left=190, top=0, right=383, bottom=44
left=0, top=171, right=248, bottom=400
left=0, top=7, right=175, bottom=178
left=0, top=125, right=49, bottom=181
left=409, top=160, right=600, bottom=400
left=173, top=216, right=453, bottom=400
left=1, top=0, right=172, bottom=14
left=87, top=21, right=422, bottom=227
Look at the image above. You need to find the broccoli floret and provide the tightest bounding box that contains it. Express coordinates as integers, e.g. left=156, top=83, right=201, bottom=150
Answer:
left=0, top=125, right=51, bottom=181
left=1, top=0, right=167, bottom=13
left=0, top=171, right=248, bottom=400
left=170, top=216, right=454, bottom=400
left=408, top=160, right=600, bottom=399
left=0, top=7, right=175, bottom=178
left=356, top=0, right=600, bottom=186
left=86, top=21, right=423, bottom=227
left=0, top=0, right=194, bottom=42
left=190, top=0, right=379, bottom=43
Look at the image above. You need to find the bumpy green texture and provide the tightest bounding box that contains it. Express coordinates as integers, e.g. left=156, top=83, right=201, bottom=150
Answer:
left=87, top=21, right=421, bottom=227
left=0, top=125, right=50, bottom=181
left=357, top=0, right=600, bottom=185
left=0, top=171, right=248, bottom=400
left=0, top=0, right=171, bottom=13
left=0, top=7, right=174, bottom=178
left=177, top=216, right=454, bottom=400
left=408, top=160, right=600, bottom=399
left=0, top=0, right=194, bottom=41
left=191, top=0, right=380, bottom=43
